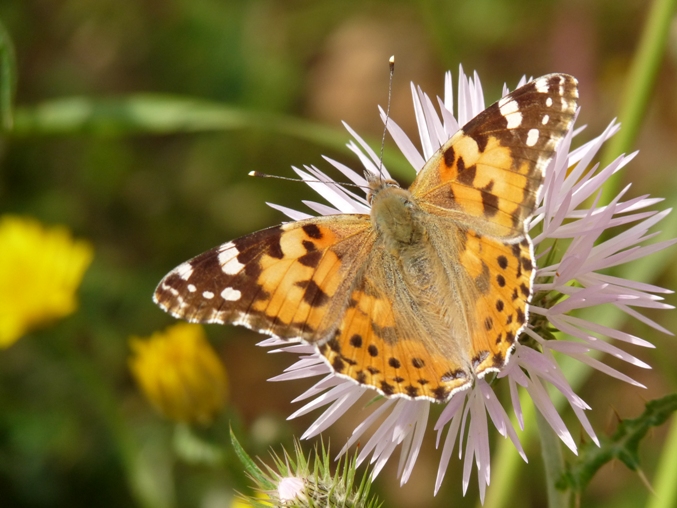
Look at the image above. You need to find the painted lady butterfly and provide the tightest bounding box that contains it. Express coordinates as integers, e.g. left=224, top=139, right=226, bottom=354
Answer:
left=154, top=74, right=578, bottom=402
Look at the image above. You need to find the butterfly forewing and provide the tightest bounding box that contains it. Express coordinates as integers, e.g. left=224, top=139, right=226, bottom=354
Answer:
left=154, top=217, right=374, bottom=341
left=410, top=73, right=578, bottom=240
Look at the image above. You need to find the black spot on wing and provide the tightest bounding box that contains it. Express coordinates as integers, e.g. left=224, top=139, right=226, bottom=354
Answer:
left=497, top=255, right=508, bottom=269
left=332, top=356, right=345, bottom=373
left=521, top=257, right=533, bottom=272
left=472, top=351, right=489, bottom=369
left=442, top=369, right=467, bottom=381
left=516, top=308, right=526, bottom=324
left=457, top=163, right=477, bottom=186
left=412, top=358, right=425, bottom=369
left=433, top=386, right=449, bottom=402
left=233, top=226, right=284, bottom=260
left=349, top=334, right=363, bottom=348
left=302, top=224, right=323, bottom=239
left=380, top=381, right=395, bottom=396
left=481, top=189, right=499, bottom=218
left=520, top=283, right=530, bottom=298
left=475, top=261, right=491, bottom=294
left=294, top=279, right=329, bottom=307
left=326, top=337, right=341, bottom=352
left=298, top=249, right=323, bottom=268
left=444, top=146, right=455, bottom=167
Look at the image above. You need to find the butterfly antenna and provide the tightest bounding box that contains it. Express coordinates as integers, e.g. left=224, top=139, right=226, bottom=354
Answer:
left=249, top=171, right=370, bottom=191
left=377, top=56, right=395, bottom=182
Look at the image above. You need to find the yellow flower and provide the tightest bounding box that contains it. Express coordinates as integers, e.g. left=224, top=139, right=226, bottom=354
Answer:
left=0, top=215, right=93, bottom=348
left=230, top=493, right=272, bottom=508
left=129, top=323, right=228, bottom=424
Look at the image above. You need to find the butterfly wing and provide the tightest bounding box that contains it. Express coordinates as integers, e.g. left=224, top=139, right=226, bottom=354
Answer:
left=409, top=73, right=578, bottom=240
left=154, top=216, right=375, bottom=343
left=451, top=229, right=535, bottom=376
left=407, top=74, right=578, bottom=380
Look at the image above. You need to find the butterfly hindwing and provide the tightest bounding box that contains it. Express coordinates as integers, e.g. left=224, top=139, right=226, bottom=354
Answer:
left=318, top=246, right=474, bottom=401
left=455, top=230, right=535, bottom=375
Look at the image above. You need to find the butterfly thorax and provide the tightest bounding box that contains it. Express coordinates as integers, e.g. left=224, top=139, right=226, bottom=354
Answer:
left=369, top=182, right=424, bottom=249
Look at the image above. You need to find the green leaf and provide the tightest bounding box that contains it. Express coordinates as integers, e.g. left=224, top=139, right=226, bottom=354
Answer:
left=557, top=394, right=677, bottom=493
left=0, top=17, right=17, bottom=132
left=11, top=95, right=412, bottom=178
left=229, top=426, right=275, bottom=490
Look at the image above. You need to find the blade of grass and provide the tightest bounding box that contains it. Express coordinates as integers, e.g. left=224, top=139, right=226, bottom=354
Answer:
left=598, top=0, right=677, bottom=202
left=646, top=415, right=677, bottom=508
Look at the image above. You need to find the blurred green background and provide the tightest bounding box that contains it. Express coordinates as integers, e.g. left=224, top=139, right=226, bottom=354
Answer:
left=1, top=1, right=676, bottom=507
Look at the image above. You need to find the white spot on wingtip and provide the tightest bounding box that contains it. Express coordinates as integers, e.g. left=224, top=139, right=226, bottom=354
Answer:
left=176, top=262, right=193, bottom=281
left=222, top=256, right=245, bottom=275
left=546, top=97, right=553, bottom=107
left=534, top=77, right=549, bottom=93
left=203, top=291, right=215, bottom=299
left=221, top=287, right=241, bottom=301
left=542, top=114, right=549, bottom=125
left=498, top=98, right=522, bottom=129
left=187, top=284, right=197, bottom=293
left=218, top=243, right=245, bottom=275
left=526, top=129, right=539, bottom=147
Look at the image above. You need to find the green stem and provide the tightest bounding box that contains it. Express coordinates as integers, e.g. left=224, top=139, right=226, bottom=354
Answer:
left=483, top=392, right=537, bottom=508
left=486, top=0, right=676, bottom=504
left=646, top=415, right=677, bottom=508
left=0, top=17, right=17, bottom=132
left=535, top=407, right=569, bottom=508
left=599, top=0, right=677, bottom=202
left=53, top=337, right=173, bottom=508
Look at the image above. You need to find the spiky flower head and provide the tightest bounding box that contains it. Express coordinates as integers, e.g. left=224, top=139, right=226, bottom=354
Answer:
left=230, top=429, right=382, bottom=508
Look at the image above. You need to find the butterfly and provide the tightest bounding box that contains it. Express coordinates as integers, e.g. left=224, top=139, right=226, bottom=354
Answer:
left=154, top=74, right=578, bottom=402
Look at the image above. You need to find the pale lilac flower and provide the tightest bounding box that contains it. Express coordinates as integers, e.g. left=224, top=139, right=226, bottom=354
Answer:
left=259, top=67, right=674, bottom=501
